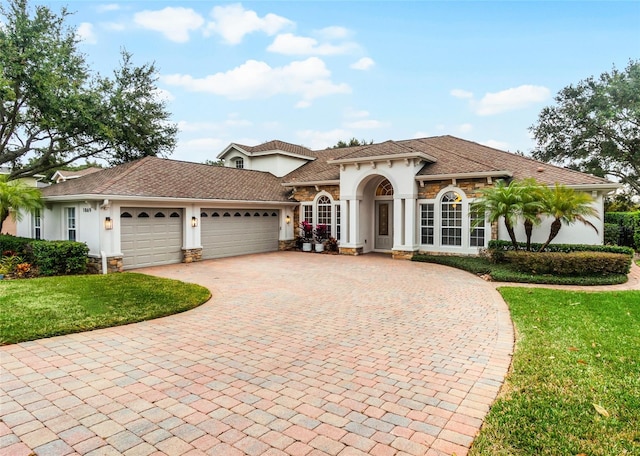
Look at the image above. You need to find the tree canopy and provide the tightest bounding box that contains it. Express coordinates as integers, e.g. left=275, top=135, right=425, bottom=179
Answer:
left=530, top=60, right=640, bottom=196
left=330, top=138, right=374, bottom=149
left=0, top=0, right=177, bottom=180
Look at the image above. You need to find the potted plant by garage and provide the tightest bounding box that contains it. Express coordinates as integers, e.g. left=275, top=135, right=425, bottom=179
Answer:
left=300, top=221, right=313, bottom=252
left=314, top=224, right=328, bottom=252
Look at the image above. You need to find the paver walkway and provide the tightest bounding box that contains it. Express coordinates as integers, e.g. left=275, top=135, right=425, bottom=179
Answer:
left=1, top=252, right=514, bottom=456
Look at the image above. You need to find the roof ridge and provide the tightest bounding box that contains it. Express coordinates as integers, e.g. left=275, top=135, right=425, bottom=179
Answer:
left=93, top=156, right=155, bottom=193
left=412, top=138, right=502, bottom=171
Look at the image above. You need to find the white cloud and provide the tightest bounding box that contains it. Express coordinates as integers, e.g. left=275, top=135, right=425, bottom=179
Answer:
left=481, top=139, right=510, bottom=150
left=101, top=22, right=125, bottom=32
left=316, top=26, right=350, bottom=40
left=177, top=117, right=253, bottom=133
left=457, top=123, right=473, bottom=133
left=267, top=33, right=357, bottom=56
left=296, top=129, right=353, bottom=150
left=97, top=4, right=120, bottom=13
left=412, top=131, right=430, bottom=139
left=450, top=89, right=473, bottom=99
left=153, top=88, right=175, bottom=102
left=76, top=22, right=97, bottom=44
left=344, top=108, right=369, bottom=119
left=205, top=3, right=292, bottom=45
left=474, top=85, right=550, bottom=116
left=343, top=120, right=388, bottom=129
left=134, top=7, right=204, bottom=43
left=162, top=57, right=351, bottom=106
left=350, top=57, right=375, bottom=70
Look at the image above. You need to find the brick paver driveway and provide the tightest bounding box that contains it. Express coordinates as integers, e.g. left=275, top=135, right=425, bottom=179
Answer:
left=1, top=252, right=513, bottom=456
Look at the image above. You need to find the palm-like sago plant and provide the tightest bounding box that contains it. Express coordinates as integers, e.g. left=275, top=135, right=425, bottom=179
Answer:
left=0, top=175, right=44, bottom=232
left=519, top=179, right=545, bottom=251
left=537, top=183, right=599, bottom=252
left=470, top=179, right=524, bottom=250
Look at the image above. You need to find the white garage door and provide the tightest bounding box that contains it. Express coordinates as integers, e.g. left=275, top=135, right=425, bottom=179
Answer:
left=201, top=209, right=279, bottom=259
left=120, top=208, right=183, bottom=269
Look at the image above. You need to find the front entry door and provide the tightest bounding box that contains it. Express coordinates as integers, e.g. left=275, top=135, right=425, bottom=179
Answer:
left=375, top=201, right=393, bottom=250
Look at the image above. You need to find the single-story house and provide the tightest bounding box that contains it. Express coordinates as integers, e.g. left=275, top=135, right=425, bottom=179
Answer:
left=15, top=135, right=618, bottom=272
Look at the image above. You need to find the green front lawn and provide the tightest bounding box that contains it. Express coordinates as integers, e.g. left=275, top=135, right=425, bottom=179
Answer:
left=471, top=288, right=640, bottom=455
left=0, top=273, right=211, bottom=345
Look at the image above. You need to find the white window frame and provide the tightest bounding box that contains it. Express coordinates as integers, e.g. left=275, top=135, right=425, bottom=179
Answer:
left=65, top=207, right=76, bottom=241
left=234, top=157, right=244, bottom=169
left=33, top=208, right=42, bottom=240
left=299, top=191, right=341, bottom=240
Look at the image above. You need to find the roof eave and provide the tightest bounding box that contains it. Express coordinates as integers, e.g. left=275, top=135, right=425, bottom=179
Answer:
left=281, top=180, right=340, bottom=188
left=216, top=143, right=250, bottom=160
left=42, top=194, right=291, bottom=205
left=416, top=171, right=513, bottom=181
left=328, top=152, right=437, bottom=165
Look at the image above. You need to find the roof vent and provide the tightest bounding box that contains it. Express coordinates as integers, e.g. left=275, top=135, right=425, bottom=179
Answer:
left=537, top=167, right=544, bottom=172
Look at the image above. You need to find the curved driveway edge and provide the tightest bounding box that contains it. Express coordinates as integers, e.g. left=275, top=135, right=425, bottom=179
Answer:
left=1, top=252, right=513, bottom=456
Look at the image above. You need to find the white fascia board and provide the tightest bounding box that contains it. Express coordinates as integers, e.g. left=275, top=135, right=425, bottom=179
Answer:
left=328, top=152, right=437, bottom=165
left=564, top=183, right=622, bottom=191
left=281, top=180, right=340, bottom=187
left=216, top=143, right=249, bottom=160
left=251, top=150, right=316, bottom=161
left=42, top=194, right=290, bottom=206
left=415, top=171, right=513, bottom=181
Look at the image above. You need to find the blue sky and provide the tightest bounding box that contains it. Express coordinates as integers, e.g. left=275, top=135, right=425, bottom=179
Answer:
left=45, top=1, right=640, bottom=163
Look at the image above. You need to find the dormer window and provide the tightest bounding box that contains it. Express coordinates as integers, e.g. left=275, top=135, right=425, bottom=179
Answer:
left=234, top=157, right=244, bottom=169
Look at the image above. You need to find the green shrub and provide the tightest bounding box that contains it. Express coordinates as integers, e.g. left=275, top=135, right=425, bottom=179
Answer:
left=604, top=211, right=640, bottom=250
left=489, top=268, right=628, bottom=285
left=503, top=250, right=632, bottom=276
left=488, top=239, right=634, bottom=256
left=412, top=254, right=492, bottom=274
left=604, top=223, right=620, bottom=245
left=30, top=241, right=89, bottom=276
left=0, top=234, right=33, bottom=257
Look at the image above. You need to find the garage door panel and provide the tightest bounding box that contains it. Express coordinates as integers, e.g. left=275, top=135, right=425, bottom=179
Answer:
left=201, top=208, right=278, bottom=260
left=121, top=208, right=183, bottom=269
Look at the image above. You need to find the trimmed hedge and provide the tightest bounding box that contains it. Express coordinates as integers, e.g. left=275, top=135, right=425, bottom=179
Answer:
left=0, top=234, right=89, bottom=276
left=604, top=211, right=640, bottom=250
left=488, top=239, right=634, bottom=256
left=503, top=250, right=632, bottom=276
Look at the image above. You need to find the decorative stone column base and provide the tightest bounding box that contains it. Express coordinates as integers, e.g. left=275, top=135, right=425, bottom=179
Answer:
left=107, top=256, right=124, bottom=273
left=392, top=250, right=416, bottom=260
left=182, top=248, right=202, bottom=263
left=279, top=240, right=297, bottom=251
left=339, top=246, right=363, bottom=256
left=87, top=257, right=101, bottom=274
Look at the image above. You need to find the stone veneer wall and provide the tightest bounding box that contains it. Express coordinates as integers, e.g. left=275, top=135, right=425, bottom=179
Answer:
left=339, top=247, right=363, bottom=255
left=417, top=178, right=491, bottom=200
left=87, top=256, right=123, bottom=274
left=291, top=185, right=340, bottom=238
left=182, top=248, right=202, bottom=263
left=279, top=239, right=297, bottom=251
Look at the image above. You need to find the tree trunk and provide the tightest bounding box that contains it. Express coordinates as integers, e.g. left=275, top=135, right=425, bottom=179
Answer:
left=504, top=220, right=518, bottom=250
left=524, top=219, right=533, bottom=251
left=539, top=218, right=562, bottom=252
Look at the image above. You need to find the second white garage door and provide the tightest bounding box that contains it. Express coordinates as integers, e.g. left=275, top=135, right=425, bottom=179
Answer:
left=201, top=209, right=279, bottom=259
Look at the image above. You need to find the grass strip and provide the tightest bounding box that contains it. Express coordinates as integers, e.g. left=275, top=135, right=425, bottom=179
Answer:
left=471, top=288, right=640, bottom=455
left=0, top=273, right=211, bottom=345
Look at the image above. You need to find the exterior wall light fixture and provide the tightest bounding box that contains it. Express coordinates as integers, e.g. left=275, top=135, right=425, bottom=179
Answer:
left=286, top=215, right=291, bottom=224
left=104, top=217, right=113, bottom=230
left=191, top=216, right=198, bottom=227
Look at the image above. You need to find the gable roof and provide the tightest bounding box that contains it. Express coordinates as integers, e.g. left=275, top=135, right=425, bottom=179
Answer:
left=52, top=167, right=102, bottom=183
left=42, top=156, right=290, bottom=202
left=219, top=140, right=316, bottom=160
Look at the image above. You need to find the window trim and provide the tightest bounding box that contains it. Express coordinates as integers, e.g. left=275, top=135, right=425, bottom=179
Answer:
left=65, top=207, right=77, bottom=241
left=33, top=208, right=42, bottom=240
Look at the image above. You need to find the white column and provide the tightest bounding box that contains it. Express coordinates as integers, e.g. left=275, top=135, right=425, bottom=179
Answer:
left=393, top=198, right=403, bottom=249
left=340, top=200, right=349, bottom=244
left=349, top=198, right=359, bottom=246
left=404, top=198, right=417, bottom=250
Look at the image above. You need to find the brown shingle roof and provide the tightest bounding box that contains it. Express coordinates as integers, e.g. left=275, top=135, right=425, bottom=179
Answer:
left=55, top=167, right=103, bottom=180
left=403, top=136, right=611, bottom=186
left=42, top=156, right=290, bottom=202
left=281, top=147, right=355, bottom=183
left=236, top=140, right=315, bottom=158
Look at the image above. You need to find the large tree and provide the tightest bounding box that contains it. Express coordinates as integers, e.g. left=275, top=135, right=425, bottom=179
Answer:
left=530, top=60, right=640, bottom=196
left=0, top=0, right=177, bottom=180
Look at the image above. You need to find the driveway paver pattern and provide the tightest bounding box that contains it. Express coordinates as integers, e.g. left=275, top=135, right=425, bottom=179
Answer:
left=1, top=252, right=513, bottom=455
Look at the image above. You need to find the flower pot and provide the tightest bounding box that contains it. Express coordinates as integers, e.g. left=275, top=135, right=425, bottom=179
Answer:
left=314, top=243, right=324, bottom=253
left=302, top=242, right=312, bottom=252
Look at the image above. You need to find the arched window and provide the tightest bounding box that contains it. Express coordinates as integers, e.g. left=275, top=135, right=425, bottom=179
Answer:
left=234, top=157, right=244, bottom=169
left=200, top=212, right=209, bottom=217
left=121, top=212, right=132, bottom=218
left=169, top=212, right=180, bottom=218
left=154, top=212, right=165, bottom=218
left=376, top=179, right=394, bottom=196
left=317, top=195, right=332, bottom=234
left=441, top=191, right=463, bottom=246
